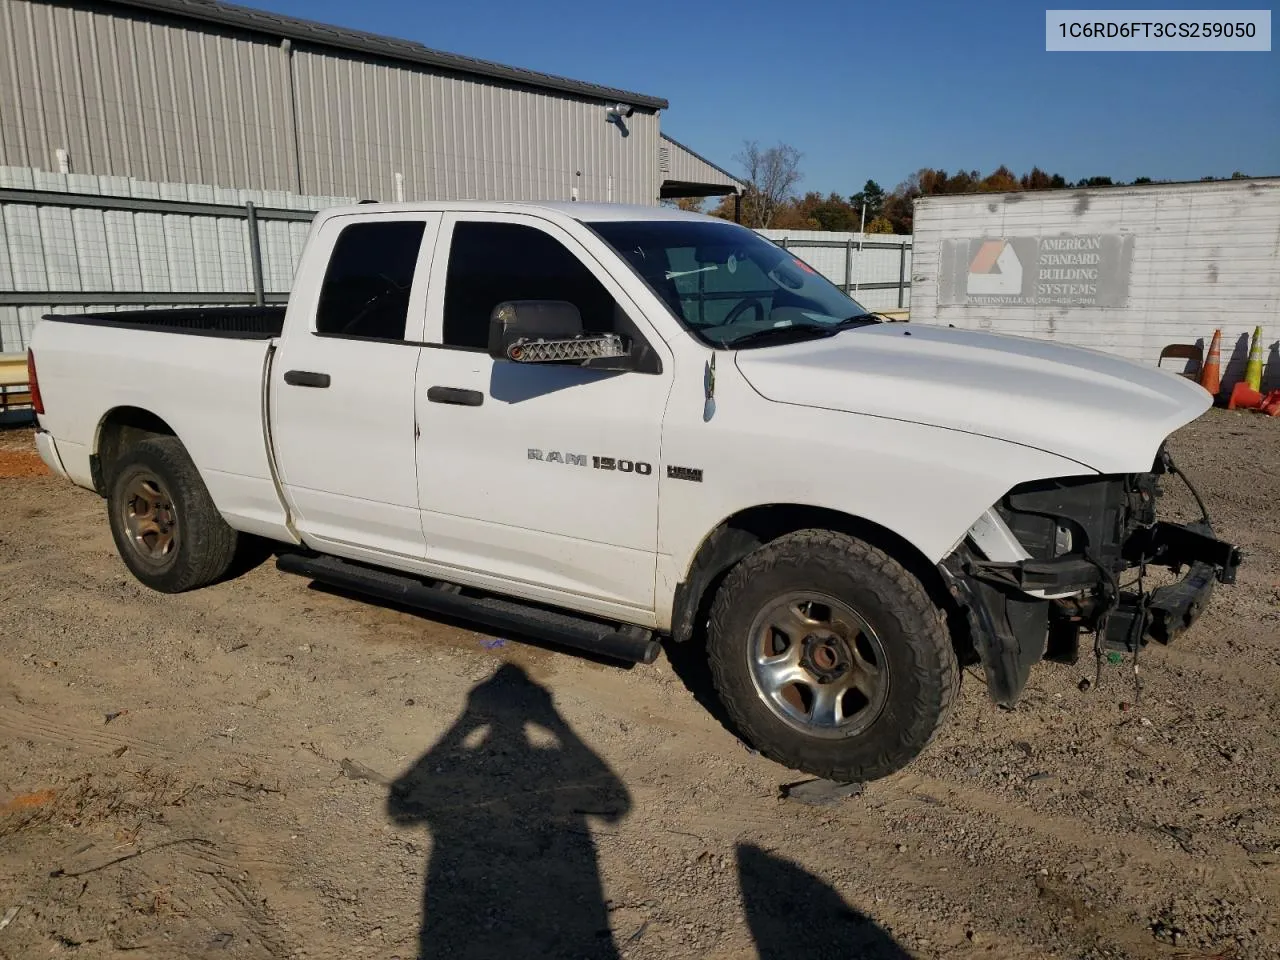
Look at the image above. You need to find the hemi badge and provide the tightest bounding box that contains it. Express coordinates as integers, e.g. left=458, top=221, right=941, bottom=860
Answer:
left=667, top=466, right=703, bottom=483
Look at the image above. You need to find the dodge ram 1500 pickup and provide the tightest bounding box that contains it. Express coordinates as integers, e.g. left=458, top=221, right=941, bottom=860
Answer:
left=28, top=201, right=1242, bottom=782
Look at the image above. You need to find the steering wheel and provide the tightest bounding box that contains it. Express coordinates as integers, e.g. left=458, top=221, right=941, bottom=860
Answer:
left=340, top=273, right=410, bottom=336
left=723, top=297, right=765, bottom=325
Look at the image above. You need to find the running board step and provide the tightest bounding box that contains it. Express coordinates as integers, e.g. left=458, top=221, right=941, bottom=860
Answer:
left=275, top=553, right=660, bottom=665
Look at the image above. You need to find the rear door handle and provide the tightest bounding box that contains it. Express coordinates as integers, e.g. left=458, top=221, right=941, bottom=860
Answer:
left=427, top=386, right=484, bottom=407
left=284, top=370, right=331, bottom=388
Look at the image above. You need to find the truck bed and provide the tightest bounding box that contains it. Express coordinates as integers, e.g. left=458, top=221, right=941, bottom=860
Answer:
left=29, top=311, right=294, bottom=542
left=43, top=306, right=287, bottom=340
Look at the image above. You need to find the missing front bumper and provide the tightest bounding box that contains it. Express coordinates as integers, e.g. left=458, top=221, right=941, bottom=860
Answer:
left=943, top=519, right=1242, bottom=705
left=1103, top=519, right=1242, bottom=652
left=1102, top=560, right=1218, bottom=653
left=967, top=521, right=1241, bottom=597
left=1124, top=521, right=1243, bottom=585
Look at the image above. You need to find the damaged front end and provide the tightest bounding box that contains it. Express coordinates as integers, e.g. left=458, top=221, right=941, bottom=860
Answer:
left=940, top=450, right=1243, bottom=707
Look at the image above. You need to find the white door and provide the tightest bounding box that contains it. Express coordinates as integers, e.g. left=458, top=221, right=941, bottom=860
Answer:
left=415, top=214, right=671, bottom=616
left=271, top=213, right=441, bottom=560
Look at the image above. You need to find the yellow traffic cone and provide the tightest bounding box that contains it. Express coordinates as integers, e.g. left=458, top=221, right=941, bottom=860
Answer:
left=1245, top=326, right=1263, bottom=393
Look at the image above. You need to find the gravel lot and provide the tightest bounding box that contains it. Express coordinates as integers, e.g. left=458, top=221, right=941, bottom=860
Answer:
left=1, top=410, right=1277, bottom=959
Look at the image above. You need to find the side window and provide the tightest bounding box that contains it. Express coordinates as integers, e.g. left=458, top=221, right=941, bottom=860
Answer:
left=315, top=220, right=426, bottom=340
left=442, top=222, right=620, bottom=349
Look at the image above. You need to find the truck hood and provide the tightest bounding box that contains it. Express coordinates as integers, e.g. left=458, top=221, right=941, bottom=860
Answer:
left=732, top=323, right=1212, bottom=473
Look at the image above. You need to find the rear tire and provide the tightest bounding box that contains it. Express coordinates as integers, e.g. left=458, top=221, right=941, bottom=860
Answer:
left=106, top=436, right=239, bottom=593
left=706, top=529, right=958, bottom=782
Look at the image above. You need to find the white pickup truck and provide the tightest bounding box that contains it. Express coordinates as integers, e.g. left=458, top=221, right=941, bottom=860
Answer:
left=28, top=201, right=1241, bottom=782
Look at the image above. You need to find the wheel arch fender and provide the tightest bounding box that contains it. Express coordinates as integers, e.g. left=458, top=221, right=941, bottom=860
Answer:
left=92, top=406, right=179, bottom=495
left=669, top=504, right=967, bottom=653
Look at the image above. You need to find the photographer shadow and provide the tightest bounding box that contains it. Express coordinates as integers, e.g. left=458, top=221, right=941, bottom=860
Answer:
left=738, top=842, right=913, bottom=959
left=386, top=663, right=630, bottom=959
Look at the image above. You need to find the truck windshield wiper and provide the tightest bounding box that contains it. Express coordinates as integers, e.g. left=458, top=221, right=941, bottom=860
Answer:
left=722, top=324, right=838, bottom=349
left=833, top=312, right=882, bottom=329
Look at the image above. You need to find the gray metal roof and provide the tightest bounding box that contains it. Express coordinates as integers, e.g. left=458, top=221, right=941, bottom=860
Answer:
left=660, top=134, right=745, bottom=192
left=95, top=0, right=669, bottom=110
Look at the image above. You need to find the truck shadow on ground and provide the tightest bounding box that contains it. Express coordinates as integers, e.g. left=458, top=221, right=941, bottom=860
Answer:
left=384, top=662, right=913, bottom=959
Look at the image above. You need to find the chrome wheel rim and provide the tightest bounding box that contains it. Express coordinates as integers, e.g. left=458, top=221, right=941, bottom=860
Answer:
left=121, top=472, right=178, bottom=564
left=746, top=592, right=889, bottom=739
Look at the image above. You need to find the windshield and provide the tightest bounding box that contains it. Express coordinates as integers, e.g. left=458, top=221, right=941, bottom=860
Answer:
left=589, top=219, right=878, bottom=348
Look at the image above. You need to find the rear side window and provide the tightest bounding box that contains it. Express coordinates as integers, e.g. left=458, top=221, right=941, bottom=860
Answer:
left=442, top=222, right=618, bottom=349
left=315, top=220, right=426, bottom=340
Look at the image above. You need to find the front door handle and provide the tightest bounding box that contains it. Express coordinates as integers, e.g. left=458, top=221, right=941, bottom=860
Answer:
left=427, top=386, right=484, bottom=407
left=284, top=370, right=331, bottom=388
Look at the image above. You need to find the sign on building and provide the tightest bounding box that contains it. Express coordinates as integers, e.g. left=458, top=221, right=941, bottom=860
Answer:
left=938, top=234, right=1133, bottom=307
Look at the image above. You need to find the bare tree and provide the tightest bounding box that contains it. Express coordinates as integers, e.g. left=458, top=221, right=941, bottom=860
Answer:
left=735, top=140, right=803, bottom=228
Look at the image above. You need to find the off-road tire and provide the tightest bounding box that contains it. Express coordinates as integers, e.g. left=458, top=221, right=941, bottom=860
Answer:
left=106, top=436, right=239, bottom=593
left=707, top=529, right=959, bottom=782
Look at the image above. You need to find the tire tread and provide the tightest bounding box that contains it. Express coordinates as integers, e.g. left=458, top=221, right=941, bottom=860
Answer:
left=107, top=436, right=239, bottom=593
left=706, top=529, right=959, bottom=782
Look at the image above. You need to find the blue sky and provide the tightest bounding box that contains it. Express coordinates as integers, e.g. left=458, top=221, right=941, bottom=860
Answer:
left=247, top=0, right=1276, bottom=196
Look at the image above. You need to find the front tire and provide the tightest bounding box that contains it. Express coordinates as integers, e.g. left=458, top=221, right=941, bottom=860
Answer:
left=707, top=530, right=959, bottom=782
left=106, top=436, right=239, bottom=593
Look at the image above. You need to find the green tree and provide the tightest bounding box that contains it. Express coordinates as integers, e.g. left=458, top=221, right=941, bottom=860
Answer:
left=810, top=191, right=860, bottom=231
left=1020, top=167, right=1057, bottom=190
left=849, top=179, right=886, bottom=223
left=945, top=169, right=982, bottom=193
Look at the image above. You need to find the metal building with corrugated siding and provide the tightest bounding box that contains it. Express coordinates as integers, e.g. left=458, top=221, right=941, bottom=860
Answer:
left=0, top=0, right=741, bottom=205
left=658, top=134, right=744, bottom=204
left=908, top=178, right=1280, bottom=388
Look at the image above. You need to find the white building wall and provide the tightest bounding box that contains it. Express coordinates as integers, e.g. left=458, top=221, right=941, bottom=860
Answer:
left=910, top=178, right=1280, bottom=388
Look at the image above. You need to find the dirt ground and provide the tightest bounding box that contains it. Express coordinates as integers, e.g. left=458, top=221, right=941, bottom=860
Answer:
left=0, top=410, right=1277, bottom=960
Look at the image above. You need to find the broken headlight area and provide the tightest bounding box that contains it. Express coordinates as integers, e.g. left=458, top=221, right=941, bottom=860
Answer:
left=941, top=450, right=1243, bottom=707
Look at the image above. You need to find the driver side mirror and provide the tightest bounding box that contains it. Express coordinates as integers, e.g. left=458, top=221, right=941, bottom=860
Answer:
left=487, top=300, right=634, bottom=369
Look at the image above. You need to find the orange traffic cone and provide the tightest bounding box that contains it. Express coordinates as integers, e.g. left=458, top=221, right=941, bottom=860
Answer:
left=1199, top=329, right=1222, bottom=398
left=1261, top=390, right=1280, bottom=417
left=1228, top=382, right=1263, bottom=410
